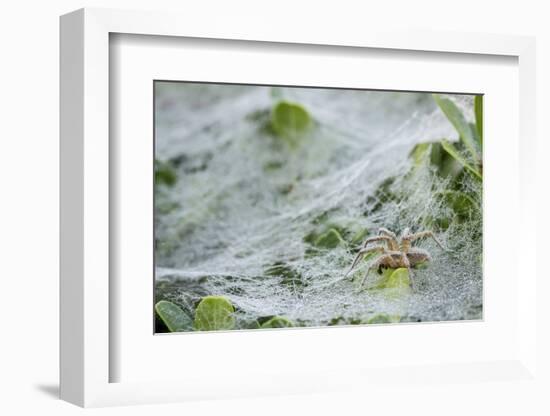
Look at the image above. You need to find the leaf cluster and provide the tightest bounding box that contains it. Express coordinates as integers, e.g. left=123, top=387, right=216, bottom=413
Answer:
left=155, top=296, right=295, bottom=333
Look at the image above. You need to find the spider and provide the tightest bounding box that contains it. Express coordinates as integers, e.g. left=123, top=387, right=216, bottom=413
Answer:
left=345, top=227, right=447, bottom=290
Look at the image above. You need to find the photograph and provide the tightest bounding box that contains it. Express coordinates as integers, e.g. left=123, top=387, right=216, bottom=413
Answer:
left=153, top=82, right=483, bottom=333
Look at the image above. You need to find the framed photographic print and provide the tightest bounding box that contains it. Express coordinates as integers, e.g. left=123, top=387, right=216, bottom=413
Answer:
left=60, top=8, right=538, bottom=408
left=152, top=81, right=483, bottom=334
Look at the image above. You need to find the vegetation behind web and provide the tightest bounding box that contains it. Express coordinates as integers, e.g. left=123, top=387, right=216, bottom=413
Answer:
left=153, top=83, right=483, bottom=333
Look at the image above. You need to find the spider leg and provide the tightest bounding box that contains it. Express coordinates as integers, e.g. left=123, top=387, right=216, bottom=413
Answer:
left=360, top=254, right=396, bottom=288
left=407, top=247, right=432, bottom=263
left=345, top=246, right=386, bottom=277
left=359, top=251, right=401, bottom=287
left=378, top=228, right=399, bottom=251
left=407, top=247, right=431, bottom=255
left=399, top=252, right=415, bottom=291
left=359, top=235, right=393, bottom=249
left=378, top=227, right=397, bottom=239
left=408, top=230, right=448, bottom=251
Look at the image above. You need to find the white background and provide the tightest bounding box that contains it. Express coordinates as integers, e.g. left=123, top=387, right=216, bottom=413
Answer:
left=1, top=1, right=548, bottom=415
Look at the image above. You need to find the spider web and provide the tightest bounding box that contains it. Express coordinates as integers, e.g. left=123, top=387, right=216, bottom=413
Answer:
left=155, top=83, right=483, bottom=328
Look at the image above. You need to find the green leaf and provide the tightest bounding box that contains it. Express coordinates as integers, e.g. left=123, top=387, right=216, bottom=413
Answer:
left=409, top=142, right=432, bottom=167
left=314, top=228, right=345, bottom=249
left=271, top=101, right=311, bottom=145
left=261, top=316, right=294, bottom=329
left=194, top=296, right=236, bottom=331
left=438, top=190, right=478, bottom=218
left=370, top=268, right=412, bottom=298
left=264, top=262, right=303, bottom=287
left=155, top=160, right=177, bottom=187
left=433, top=95, right=479, bottom=163
left=469, top=122, right=481, bottom=150
left=328, top=316, right=365, bottom=326
left=349, top=228, right=369, bottom=246
left=155, top=301, right=194, bottom=333
left=440, top=140, right=482, bottom=180
left=238, top=319, right=261, bottom=329
left=383, top=268, right=411, bottom=289
left=367, top=314, right=401, bottom=324
left=475, top=95, right=483, bottom=146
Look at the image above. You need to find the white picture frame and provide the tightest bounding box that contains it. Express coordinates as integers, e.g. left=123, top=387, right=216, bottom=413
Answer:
left=60, top=7, right=538, bottom=407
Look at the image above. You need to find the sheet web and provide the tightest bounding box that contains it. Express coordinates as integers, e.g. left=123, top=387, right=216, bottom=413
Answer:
left=155, top=83, right=483, bottom=327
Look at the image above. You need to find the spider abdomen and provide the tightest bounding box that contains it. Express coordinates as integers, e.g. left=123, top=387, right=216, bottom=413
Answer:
left=406, top=250, right=431, bottom=267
